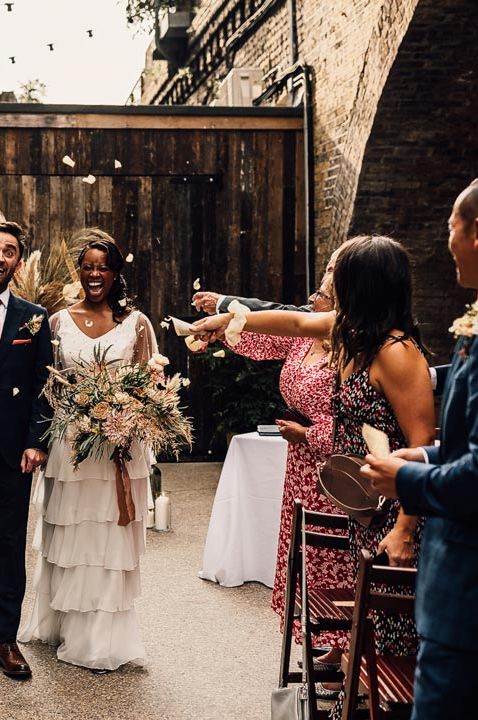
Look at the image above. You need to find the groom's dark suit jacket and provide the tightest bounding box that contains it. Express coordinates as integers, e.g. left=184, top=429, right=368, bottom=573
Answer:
left=397, top=336, right=478, bottom=652
left=0, top=293, right=52, bottom=469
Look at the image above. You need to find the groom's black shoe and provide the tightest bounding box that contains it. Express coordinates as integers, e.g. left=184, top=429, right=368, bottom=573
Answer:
left=0, top=642, right=32, bottom=679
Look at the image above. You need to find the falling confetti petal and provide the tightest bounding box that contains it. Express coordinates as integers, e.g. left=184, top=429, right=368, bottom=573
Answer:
left=51, top=339, right=60, bottom=347
left=213, top=350, right=226, bottom=358
left=160, top=321, right=170, bottom=329
left=12, top=387, right=20, bottom=396
left=185, top=335, right=206, bottom=352
left=118, top=298, right=127, bottom=307
left=193, top=278, right=201, bottom=290
left=125, top=253, right=134, bottom=263
left=62, top=155, right=75, bottom=168
left=82, top=174, right=96, bottom=184
left=182, top=378, right=191, bottom=387
left=114, top=159, right=122, bottom=169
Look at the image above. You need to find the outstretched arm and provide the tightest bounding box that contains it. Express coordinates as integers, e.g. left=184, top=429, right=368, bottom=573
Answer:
left=193, top=309, right=335, bottom=340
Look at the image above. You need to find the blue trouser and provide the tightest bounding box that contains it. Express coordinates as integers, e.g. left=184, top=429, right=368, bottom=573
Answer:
left=412, top=637, right=478, bottom=719
left=0, top=455, right=32, bottom=642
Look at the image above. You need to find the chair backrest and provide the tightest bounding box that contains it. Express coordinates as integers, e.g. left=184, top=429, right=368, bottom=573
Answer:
left=342, top=549, right=417, bottom=720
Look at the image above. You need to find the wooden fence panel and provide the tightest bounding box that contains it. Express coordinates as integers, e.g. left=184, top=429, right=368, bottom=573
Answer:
left=0, top=110, right=305, bottom=456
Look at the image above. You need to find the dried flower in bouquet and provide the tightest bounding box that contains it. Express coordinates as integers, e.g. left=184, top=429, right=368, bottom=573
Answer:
left=42, top=347, right=193, bottom=526
left=42, top=346, right=193, bottom=468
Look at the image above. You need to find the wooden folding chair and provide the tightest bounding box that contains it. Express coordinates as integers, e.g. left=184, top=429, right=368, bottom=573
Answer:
left=341, top=549, right=417, bottom=720
left=279, top=499, right=354, bottom=720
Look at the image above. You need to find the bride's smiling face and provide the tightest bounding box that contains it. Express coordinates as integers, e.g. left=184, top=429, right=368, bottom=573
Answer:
left=80, top=248, right=115, bottom=304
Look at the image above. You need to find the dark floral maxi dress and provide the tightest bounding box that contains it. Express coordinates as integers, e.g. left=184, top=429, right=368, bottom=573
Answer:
left=329, top=365, right=422, bottom=718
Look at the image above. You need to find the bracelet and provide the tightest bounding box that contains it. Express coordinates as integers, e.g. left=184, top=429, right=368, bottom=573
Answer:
left=225, top=300, right=251, bottom=346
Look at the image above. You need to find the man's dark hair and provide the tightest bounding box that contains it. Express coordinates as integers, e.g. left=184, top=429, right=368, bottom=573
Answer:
left=456, top=179, right=478, bottom=229
left=0, top=221, right=26, bottom=259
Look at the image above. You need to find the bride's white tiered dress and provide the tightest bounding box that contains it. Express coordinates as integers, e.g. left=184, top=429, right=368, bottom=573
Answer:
left=19, top=309, right=154, bottom=670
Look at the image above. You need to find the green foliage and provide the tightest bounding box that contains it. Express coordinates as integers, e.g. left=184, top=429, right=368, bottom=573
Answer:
left=124, top=0, right=198, bottom=30
left=198, top=346, right=286, bottom=446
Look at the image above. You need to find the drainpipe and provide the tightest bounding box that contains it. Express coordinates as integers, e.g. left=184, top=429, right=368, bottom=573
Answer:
left=288, top=0, right=314, bottom=297
left=302, top=65, right=314, bottom=298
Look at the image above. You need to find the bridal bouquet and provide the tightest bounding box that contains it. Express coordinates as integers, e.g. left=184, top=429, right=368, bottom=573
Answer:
left=42, top=347, right=193, bottom=468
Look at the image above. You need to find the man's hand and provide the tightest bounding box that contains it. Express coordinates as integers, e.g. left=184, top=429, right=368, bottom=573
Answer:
left=275, top=420, right=307, bottom=443
left=192, top=291, right=221, bottom=315
left=360, top=454, right=407, bottom=499
left=21, top=448, right=47, bottom=474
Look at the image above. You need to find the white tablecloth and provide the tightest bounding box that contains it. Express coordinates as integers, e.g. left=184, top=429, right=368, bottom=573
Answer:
left=199, top=431, right=288, bottom=588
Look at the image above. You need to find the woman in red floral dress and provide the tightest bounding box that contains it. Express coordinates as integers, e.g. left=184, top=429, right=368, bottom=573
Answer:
left=224, top=255, right=354, bottom=649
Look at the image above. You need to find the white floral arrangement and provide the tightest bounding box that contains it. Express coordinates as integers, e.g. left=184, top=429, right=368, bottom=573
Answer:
left=20, top=313, right=44, bottom=336
left=449, top=301, right=478, bottom=338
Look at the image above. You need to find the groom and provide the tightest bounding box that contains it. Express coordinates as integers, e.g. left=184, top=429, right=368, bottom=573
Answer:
left=361, top=180, right=478, bottom=718
left=0, top=221, right=52, bottom=679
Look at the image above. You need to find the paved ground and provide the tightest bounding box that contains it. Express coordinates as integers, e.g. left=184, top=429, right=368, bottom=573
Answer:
left=0, top=462, right=297, bottom=720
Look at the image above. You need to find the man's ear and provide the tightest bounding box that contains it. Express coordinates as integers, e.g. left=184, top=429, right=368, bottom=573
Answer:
left=13, top=258, right=24, bottom=275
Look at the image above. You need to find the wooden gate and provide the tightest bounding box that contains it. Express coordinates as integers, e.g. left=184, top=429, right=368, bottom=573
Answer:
left=0, top=105, right=305, bottom=457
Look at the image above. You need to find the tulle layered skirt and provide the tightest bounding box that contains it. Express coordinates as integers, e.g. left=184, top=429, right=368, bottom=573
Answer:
left=19, top=439, right=150, bottom=670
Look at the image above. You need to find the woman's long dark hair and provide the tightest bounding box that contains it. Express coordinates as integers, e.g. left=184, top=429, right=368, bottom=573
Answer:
left=76, top=228, right=134, bottom=323
left=330, top=235, right=422, bottom=371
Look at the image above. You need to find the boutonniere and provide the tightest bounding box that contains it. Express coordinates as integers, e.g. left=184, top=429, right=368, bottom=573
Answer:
left=449, top=301, right=478, bottom=359
left=19, top=313, right=44, bottom=336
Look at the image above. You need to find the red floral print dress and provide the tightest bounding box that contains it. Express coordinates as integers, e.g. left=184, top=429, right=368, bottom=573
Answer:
left=228, top=332, right=354, bottom=646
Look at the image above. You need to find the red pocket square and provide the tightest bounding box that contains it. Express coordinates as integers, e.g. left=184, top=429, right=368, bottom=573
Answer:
left=12, top=338, right=33, bottom=345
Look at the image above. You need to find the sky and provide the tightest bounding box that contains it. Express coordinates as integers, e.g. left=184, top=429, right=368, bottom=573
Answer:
left=0, top=0, right=152, bottom=105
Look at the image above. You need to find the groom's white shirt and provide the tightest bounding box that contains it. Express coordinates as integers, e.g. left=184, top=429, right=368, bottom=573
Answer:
left=0, top=287, right=10, bottom=338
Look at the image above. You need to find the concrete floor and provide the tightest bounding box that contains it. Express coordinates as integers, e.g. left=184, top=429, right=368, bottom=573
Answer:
left=0, top=462, right=293, bottom=720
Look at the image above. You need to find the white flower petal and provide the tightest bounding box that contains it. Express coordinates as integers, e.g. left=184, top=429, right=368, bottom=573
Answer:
left=51, top=339, right=60, bottom=347
left=185, top=335, right=206, bottom=352
left=125, top=253, right=134, bottom=263
left=193, top=278, right=201, bottom=290
left=160, top=321, right=170, bottom=329
left=118, top=298, right=127, bottom=307
left=182, top=378, right=191, bottom=387
left=114, top=159, right=122, bottom=169
left=213, top=349, right=225, bottom=358
left=62, top=155, right=75, bottom=167
left=81, top=174, right=96, bottom=184
left=12, top=387, right=20, bottom=396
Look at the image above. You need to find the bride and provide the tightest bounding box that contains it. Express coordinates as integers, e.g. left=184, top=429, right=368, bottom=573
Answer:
left=19, top=229, right=158, bottom=672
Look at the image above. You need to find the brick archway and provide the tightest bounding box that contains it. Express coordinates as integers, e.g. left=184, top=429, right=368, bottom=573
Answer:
left=350, top=0, right=478, bottom=360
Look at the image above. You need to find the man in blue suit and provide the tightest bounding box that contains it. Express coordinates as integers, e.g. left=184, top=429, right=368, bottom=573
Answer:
left=362, top=179, right=478, bottom=718
left=0, top=221, right=52, bottom=679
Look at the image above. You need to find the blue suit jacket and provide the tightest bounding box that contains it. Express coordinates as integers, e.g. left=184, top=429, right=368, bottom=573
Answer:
left=397, top=336, right=478, bottom=652
left=0, top=294, right=53, bottom=469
